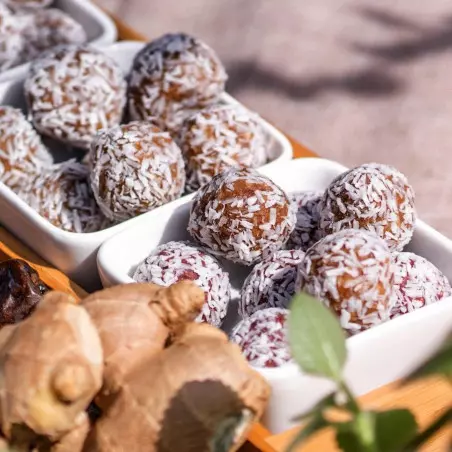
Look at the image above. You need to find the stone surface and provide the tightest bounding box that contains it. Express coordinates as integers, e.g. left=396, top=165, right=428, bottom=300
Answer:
left=98, top=0, right=452, bottom=238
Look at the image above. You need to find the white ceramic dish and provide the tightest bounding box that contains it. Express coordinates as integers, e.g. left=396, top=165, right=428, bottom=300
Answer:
left=0, top=40, right=293, bottom=291
left=97, top=157, right=452, bottom=433
left=0, top=0, right=118, bottom=83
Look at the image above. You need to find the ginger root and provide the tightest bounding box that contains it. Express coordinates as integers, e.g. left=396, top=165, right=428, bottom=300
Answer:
left=85, top=323, right=270, bottom=452
left=81, top=281, right=204, bottom=406
left=0, top=292, right=103, bottom=445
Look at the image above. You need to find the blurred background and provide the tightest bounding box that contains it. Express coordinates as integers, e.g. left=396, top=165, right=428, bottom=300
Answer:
left=99, top=0, right=452, bottom=236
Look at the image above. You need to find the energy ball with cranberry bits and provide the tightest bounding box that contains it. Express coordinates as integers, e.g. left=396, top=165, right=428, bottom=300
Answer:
left=286, top=190, right=324, bottom=251
left=231, top=308, right=290, bottom=368
left=25, top=45, right=126, bottom=149
left=298, top=229, right=393, bottom=334
left=90, top=122, right=185, bottom=222
left=22, top=9, right=87, bottom=61
left=0, top=3, right=24, bottom=72
left=17, top=160, right=110, bottom=233
left=320, top=163, right=416, bottom=251
left=188, top=167, right=295, bottom=265
left=133, top=241, right=231, bottom=327
left=128, top=33, right=227, bottom=132
left=240, top=249, right=305, bottom=318
left=0, top=106, right=52, bottom=190
left=390, top=252, right=451, bottom=319
left=179, top=104, right=267, bottom=192
left=4, top=0, right=53, bottom=10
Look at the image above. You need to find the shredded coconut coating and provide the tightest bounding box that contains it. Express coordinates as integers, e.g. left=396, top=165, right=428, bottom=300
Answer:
left=0, top=3, right=24, bottom=71
left=133, top=241, right=231, bottom=327
left=0, top=106, right=52, bottom=191
left=90, top=121, right=186, bottom=222
left=298, top=229, right=393, bottom=334
left=286, top=190, right=324, bottom=252
left=390, top=252, right=451, bottom=319
left=128, top=33, right=227, bottom=132
left=188, top=167, right=296, bottom=265
left=3, top=0, right=52, bottom=10
left=320, top=163, right=416, bottom=251
left=16, top=160, right=111, bottom=233
left=240, top=249, right=304, bottom=318
left=25, top=44, right=127, bottom=149
left=178, top=104, right=268, bottom=192
left=21, top=9, right=87, bottom=61
left=230, top=308, right=291, bottom=368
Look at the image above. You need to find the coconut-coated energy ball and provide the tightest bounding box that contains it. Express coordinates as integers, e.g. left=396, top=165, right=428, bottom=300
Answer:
left=0, top=106, right=52, bottom=190
left=286, top=190, right=324, bottom=251
left=22, top=9, right=87, bottom=61
left=90, top=122, right=185, bottom=222
left=128, top=33, right=227, bottom=132
left=188, top=167, right=295, bottom=265
left=25, top=45, right=126, bottom=149
left=178, top=104, right=267, bottom=192
left=0, top=3, right=24, bottom=72
left=3, top=0, right=52, bottom=10
left=17, top=160, right=110, bottom=233
left=231, top=308, right=291, bottom=368
left=390, top=252, right=451, bottom=319
left=298, top=229, right=393, bottom=334
left=133, top=241, right=231, bottom=327
left=320, top=163, right=416, bottom=251
left=240, top=249, right=304, bottom=318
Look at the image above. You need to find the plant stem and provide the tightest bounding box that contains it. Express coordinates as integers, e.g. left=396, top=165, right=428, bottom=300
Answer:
left=339, top=381, right=361, bottom=414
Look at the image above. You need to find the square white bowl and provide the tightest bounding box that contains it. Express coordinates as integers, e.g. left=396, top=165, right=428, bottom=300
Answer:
left=0, top=40, right=293, bottom=291
left=0, top=0, right=118, bottom=83
left=97, top=157, right=452, bottom=433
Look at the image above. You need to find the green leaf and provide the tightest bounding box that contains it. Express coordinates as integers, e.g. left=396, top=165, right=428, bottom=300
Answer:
left=405, top=333, right=452, bottom=382
left=336, top=422, right=366, bottom=452
left=336, top=412, right=376, bottom=452
left=289, top=292, right=347, bottom=381
left=291, top=392, right=338, bottom=422
left=373, top=409, right=418, bottom=452
left=286, top=413, right=329, bottom=452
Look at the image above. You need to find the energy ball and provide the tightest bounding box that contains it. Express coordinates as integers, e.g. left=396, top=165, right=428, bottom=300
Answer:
left=188, top=167, right=295, bottom=265
left=17, top=160, right=110, bottom=233
left=298, top=229, right=393, bottom=334
left=320, top=163, right=416, bottom=251
left=4, top=0, right=53, bottom=11
left=231, top=308, right=291, bottom=368
left=0, top=3, right=24, bottom=72
left=22, top=9, right=87, bottom=61
left=90, top=122, right=185, bottom=222
left=128, top=33, right=227, bottom=132
left=133, top=241, right=231, bottom=327
left=0, top=106, right=52, bottom=190
left=25, top=45, right=126, bottom=149
left=240, top=249, right=305, bottom=318
left=390, top=252, right=451, bottom=319
left=286, top=190, right=324, bottom=251
left=178, top=104, right=267, bottom=192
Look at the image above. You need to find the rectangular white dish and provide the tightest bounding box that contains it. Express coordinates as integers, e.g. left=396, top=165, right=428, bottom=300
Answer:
left=0, top=0, right=118, bottom=83
left=97, top=157, right=452, bottom=433
left=0, top=40, right=293, bottom=291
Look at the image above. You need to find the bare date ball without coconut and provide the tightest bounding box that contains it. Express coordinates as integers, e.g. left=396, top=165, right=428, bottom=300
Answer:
left=133, top=241, right=231, bottom=327
left=25, top=45, right=126, bottom=149
left=128, top=33, right=227, bottom=132
left=320, top=163, right=416, bottom=251
left=90, top=122, right=185, bottom=222
left=178, top=104, right=267, bottom=192
left=0, top=3, right=24, bottom=71
left=390, top=252, right=451, bottom=319
left=188, top=167, right=295, bottom=265
left=0, top=106, right=52, bottom=190
left=298, top=229, right=393, bottom=334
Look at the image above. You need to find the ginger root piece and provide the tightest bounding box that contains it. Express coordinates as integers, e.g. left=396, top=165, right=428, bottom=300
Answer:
left=0, top=292, right=103, bottom=445
left=81, top=281, right=204, bottom=406
left=50, top=413, right=90, bottom=452
left=85, top=323, right=270, bottom=452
